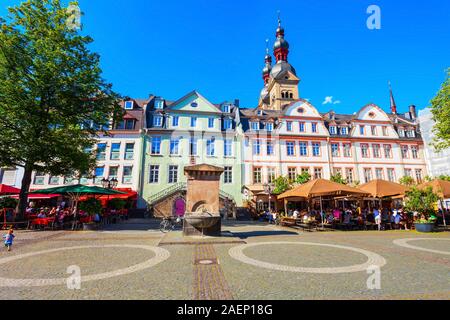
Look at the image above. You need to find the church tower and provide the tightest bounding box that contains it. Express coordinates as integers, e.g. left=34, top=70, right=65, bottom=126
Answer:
left=259, top=15, right=301, bottom=110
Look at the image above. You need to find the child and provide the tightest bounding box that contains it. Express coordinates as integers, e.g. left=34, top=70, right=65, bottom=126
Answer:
left=3, top=229, right=15, bottom=252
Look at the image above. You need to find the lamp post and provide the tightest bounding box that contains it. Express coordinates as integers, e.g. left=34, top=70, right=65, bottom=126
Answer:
left=101, top=177, right=118, bottom=210
left=264, top=183, right=275, bottom=213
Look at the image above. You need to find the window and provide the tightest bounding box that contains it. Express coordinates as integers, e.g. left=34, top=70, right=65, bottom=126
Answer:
left=267, top=167, right=276, bottom=184
left=301, top=168, right=310, bottom=174
left=404, top=169, right=412, bottom=177
left=33, top=172, right=45, bottom=185
left=208, top=118, right=215, bottom=128
left=364, top=168, right=373, bottom=183
left=345, top=168, right=354, bottom=184
left=401, top=145, right=409, bottom=159
left=312, top=123, right=318, bottom=133
left=123, top=166, right=133, bottom=184
left=341, top=127, right=348, bottom=135
left=64, top=176, right=74, bottom=185
left=372, top=144, right=381, bottom=158
left=224, top=166, right=233, bottom=184
left=94, top=167, right=104, bottom=184
left=149, top=165, right=159, bottom=184
left=314, top=168, right=323, bottom=179
left=253, top=167, right=262, bottom=184
left=251, top=122, right=260, bottom=131
left=125, top=143, right=134, bottom=160
left=286, top=142, right=295, bottom=156
left=299, top=142, right=308, bottom=156
left=387, top=169, right=396, bottom=182
left=286, top=121, right=293, bottom=132
left=398, top=128, right=405, bottom=137
left=224, top=139, right=233, bottom=157
left=155, top=99, right=164, bottom=109
left=360, top=125, right=365, bottom=135
left=411, top=146, right=419, bottom=159
left=96, top=143, right=107, bottom=160
left=49, top=176, right=60, bottom=185
left=266, top=141, right=274, bottom=156
left=299, top=122, right=305, bottom=133
left=151, top=137, right=162, bottom=155
left=109, top=167, right=118, bottom=179
left=334, top=168, right=342, bottom=176
left=190, top=117, right=197, bottom=128
left=172, top=116, right=179, bottom=127
left=124, top=101, right=134, bottom=110
left=415, top=169, right=423, bottom=183
left=331, top=143, right=340, bottom=157
left=115, top=121, right=125, bottom=130
left=206, top=137, right=215, bottom=156
left=223, top=119, right=232, bottom=130
left=222, top=105, right=230, bottom=113
left=168, top=165, right=178, bottom=184
left=375, top=168, right=384, bottom=180
left=329, top=126, right=336, bottom=135
left=153, top=116, right=163, bottom=127
left=253, top=140, right=261, bottom=155
left=125, top=119, right=135, bottom=130
left=361, top=144, right=369, bottom=158
left=189, top=138, right=197, bottom=156
left=111, top=143, right=121, bottom=160
left=288, top=168, right=297, bottom=181
left=266, top=122, right=274, bottom=132
left=343, top=143, right=351, bottom=157
left=382, top=126, right=388, bottom=136
left=406, top=130, right=415, bottom=138
left=170, top=138, right=180, bottom=155
left=79, top=175, right=89, bottom=185
left=312, top=143, right=321, bottom=157
left=384, top=144, right=392, bottom=158
left=371, top=126, right=377, bottom=136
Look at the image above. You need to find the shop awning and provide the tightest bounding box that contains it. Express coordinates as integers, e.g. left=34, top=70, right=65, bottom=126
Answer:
left=11, top=194, right=60, bottom=200
left=0, top=184, right=20, bottom=195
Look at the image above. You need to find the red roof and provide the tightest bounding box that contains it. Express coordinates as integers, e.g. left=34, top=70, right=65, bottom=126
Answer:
left=0, top=184, right=20, bottom=195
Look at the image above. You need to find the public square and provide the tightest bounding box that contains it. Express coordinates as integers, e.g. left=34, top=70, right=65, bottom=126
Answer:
left=0, top=220, right=448, bottom=300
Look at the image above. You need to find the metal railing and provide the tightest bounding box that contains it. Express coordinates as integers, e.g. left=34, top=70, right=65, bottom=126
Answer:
left=148, top=182, right=187, bottom=205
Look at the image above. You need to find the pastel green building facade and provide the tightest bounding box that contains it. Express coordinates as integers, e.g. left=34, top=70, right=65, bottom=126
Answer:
left=141, top=91, right=243, bottom=213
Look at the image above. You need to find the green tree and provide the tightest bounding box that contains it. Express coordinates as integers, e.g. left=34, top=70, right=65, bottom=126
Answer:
left=438, top=175, right=450, bottom=182
left=0, top=0, right=121, bottom=218
left=399, top=176, right=416, bottom=187
left=330, top=173, right=347, bottom=185
left=273, top=176, right=291, bottom=195
left=79, top=198, right=102, bottom=217
left=295, top=172, right=311, bottom=185
left=430, top=68, right=450, bottom=152
left=404, top=187, right=439, bottom=221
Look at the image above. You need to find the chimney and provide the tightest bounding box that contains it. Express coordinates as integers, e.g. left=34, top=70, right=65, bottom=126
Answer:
left=234, top=99, right=240, bottom=108
left=409, top=105, right=417, bottom=119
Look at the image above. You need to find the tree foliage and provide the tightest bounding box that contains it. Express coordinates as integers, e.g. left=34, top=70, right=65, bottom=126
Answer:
left=0, top=0, right=121, bottom=216
left=295, top=172, right=311, bottom=185
left=399, top=176, right=416, bottom=187
left=0, top=197, right=18, bottom=209
left=79, top=198, right=102, bottom=216
left=438, top=175, right=450, bottom=182
left=330, top=173, right=347, bottom=185
left=273, top=176, right=291, bottom=195
left=430, top=68, right=450, bottom=152
left=404, top=186, right=439, bottom=220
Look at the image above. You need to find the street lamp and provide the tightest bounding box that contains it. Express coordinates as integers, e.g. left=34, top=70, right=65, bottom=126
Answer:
left=101, top=177, right=118, bottom=190
left=264, top=183, right=275, bottom=213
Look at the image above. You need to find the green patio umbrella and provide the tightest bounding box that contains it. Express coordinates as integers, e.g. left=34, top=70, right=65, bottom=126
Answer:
left=30, top=184, right=126, bottom=229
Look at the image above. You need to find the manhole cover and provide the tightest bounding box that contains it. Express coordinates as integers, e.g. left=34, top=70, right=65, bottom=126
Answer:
left=195, top=259, right=218, bottom=265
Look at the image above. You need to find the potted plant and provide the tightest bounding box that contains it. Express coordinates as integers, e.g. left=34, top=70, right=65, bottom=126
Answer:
left=108, top=198, right=127, bottom=222
left=404, top=186, right=440, bottom=233
left=78, top=198, right=103, bottom=231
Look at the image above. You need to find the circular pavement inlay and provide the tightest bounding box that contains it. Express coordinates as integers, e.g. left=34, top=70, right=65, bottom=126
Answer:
left=393, top=238, right=450, bottom=255
left=0, top=245, right=170, bottom=287
left=229, top=241, right=386, bottom=274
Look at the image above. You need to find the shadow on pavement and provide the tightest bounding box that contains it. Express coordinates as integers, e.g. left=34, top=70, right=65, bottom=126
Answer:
left=231, top=230, right=298, bottom=239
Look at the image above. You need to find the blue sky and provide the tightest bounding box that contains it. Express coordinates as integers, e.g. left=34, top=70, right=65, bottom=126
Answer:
left=1, top=0, right=449, bottom=114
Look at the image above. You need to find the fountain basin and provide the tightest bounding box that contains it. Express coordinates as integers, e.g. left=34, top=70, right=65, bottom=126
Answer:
left=184, top=214, right=221, bottom=229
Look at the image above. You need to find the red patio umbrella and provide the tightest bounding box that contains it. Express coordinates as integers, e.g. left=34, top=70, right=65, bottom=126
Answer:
left=0, top=184, right=20, bottom=195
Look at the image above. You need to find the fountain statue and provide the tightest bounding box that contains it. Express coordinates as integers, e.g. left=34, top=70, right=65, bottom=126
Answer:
left=183, top=164, right=224, bottom=237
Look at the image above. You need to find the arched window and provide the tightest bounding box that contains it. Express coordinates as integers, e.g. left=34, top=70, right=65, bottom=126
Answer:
left=290, top=92, right=293, bottom=99
left=281, top=92, right=285, bottom=99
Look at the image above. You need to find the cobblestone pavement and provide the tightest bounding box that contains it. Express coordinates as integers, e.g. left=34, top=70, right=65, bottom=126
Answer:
left=0, top=220, right=448, bottom=300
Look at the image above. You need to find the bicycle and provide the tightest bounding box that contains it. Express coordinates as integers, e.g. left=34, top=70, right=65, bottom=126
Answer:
left=159, top=216, right=183, bottom=233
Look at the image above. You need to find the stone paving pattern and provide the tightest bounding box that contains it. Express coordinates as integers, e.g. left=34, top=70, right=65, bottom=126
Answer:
left=0, top=220, right=448, bottom=300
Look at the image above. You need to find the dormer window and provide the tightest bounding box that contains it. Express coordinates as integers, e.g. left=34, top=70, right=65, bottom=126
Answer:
left=124, top=101, right=134, bottom=110
left=222, top=104, right=230, bottom=113
left=155, top=99, right=164, bottom=110
left=329, top=126, right=336, bottom=135
left=398, top=128, right=405, bottom=137
left=257, top=110, right=263, bottom=116
left=223, top=118, right=232, bottom=130
left=251, top=121, right=260, bottom=131
left=266, top=123, right=274, bottom=132
left=406, top=130, right=415, bottom=138
left=341, top=127, right=348, bottom=135
left=153, top=115, right=163, bottom=127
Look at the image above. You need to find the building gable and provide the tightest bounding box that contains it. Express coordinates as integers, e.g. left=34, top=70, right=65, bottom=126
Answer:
left=284, top=100, right=322, bottom=118
left=167, top=91, right=221, bottom=114
left=356, top=104, right=391, bottom=122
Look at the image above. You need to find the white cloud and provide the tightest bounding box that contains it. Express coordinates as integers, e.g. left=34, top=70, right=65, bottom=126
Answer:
left=333, top=100, right=341, bottom=105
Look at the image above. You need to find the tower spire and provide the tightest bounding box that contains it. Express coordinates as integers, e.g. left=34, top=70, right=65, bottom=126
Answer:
left=262, top=39, right=272, bottom=85
left=273, top=12, right=289, bottom=62
left=389, top=81, right=397, bottom=114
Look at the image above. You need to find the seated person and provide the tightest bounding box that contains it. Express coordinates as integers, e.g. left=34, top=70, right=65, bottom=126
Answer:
left=37, top=210, right=47, bottom=219
left=343, top=212, right=352, bottom=224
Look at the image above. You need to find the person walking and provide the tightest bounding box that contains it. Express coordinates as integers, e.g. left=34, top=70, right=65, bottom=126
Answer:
left=3, top=229, right=15, bottom=252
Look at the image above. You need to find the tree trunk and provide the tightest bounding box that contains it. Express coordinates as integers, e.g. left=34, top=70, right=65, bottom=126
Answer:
left=16, top=165, right=33, bottom=221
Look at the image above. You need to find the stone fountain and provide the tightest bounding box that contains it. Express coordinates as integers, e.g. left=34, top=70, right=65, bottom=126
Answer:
left=183, top=164, right=224, bottom=237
